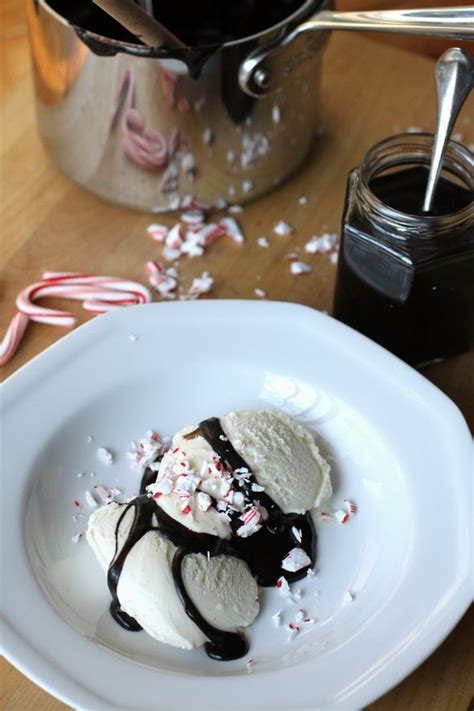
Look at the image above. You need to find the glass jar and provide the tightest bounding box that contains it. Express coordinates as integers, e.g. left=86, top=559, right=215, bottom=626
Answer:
left=332, top=133, right=474, bottom=367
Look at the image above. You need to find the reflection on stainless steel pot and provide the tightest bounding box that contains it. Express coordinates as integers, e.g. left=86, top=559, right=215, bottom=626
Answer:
left=27, top=0, right=327, bottom=212
left=27, top=1, right=473, bottom=213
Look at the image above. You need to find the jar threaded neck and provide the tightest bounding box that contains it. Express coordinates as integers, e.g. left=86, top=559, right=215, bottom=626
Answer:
left=357, top=133, right=473, bottom=239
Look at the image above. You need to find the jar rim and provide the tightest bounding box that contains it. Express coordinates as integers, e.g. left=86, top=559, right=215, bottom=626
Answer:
left=358, top=132, right=473, bottom=236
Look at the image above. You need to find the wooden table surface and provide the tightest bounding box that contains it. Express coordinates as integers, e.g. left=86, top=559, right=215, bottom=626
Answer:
left=1, top=2, right=473, bottom=709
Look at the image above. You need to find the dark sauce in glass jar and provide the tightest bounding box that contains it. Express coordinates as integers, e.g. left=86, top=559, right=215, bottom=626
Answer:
left=333, top=134, right=474, bottom=367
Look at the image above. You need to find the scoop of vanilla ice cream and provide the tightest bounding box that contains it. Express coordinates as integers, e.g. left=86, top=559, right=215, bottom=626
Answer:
left=152, top=426, right=242, bottom=539
left=220, top=410, right=331, bottom=513
left=86, top=503, right=259, bottom=650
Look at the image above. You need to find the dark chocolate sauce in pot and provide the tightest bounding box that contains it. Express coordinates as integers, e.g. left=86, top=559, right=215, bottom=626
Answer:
left=45, top=0, right=319, bottom=80
left=106, top=417, right=317, bottom=660
left=47, top=0, right=307, bottom=46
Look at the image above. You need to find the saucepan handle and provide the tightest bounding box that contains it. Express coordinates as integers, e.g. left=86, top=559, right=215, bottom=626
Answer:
left=239, top=6, right=474, bottom=97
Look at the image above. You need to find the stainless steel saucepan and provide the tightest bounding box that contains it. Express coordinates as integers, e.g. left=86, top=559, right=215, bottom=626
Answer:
left=27, top=0, right=474, bottom=212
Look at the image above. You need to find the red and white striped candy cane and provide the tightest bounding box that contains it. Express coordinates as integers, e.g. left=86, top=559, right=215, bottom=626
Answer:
left=41, top=272, right=151, bottom=306
left=0, top=312, right=29, bottom=367
left=2, top=272, right=152, bottom=367
left=16, top=282, right=77, bottom=327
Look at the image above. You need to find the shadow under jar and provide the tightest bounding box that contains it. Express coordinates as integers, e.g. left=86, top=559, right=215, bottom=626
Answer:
left=332, top=133, right=474, bottom=367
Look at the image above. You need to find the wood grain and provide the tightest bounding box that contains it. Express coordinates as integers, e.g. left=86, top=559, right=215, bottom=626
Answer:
left=1, top=1, right=473, bottom=708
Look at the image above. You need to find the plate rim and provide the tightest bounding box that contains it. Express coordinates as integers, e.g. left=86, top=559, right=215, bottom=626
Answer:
left=1, top=300, right=472, bottom=709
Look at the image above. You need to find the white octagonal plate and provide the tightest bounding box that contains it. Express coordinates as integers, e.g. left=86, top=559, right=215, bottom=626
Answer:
left=1, top=301, right=472, bottom=710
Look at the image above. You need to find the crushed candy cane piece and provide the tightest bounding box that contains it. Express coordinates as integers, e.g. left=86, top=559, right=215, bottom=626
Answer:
left=165, top=223, right=184, bottom=249
left=77, top=472, right=85, bottom=479
left=344, top=591, right=355, bottom=603
left=290, top=261, right=312, bottom=275
left=304, top=233, right=339, bottom=254
left=295, top=609, right=305, bottom=624
left=189, top=272, right=214, bottom=297
left=73, top=499, right=81, bottom=509
left=233, top=491, right=245, bottom=508
left=97, top=447, right=114, bottom=465
left=281, top=547, right=311, bottom=573
left=181, top=210, right=205, bottom=225
left=290, top=261, right=312, bottom=274
left=157, top=274, right=178, bottom=297
left=298, top=195, right=308, bottom=205
left=272, top=609, right=282, bottom=626
left=306, top=568, right=316, bottom=578
left=128, top=430, right=165, bottom=471
left=197, top=491, right=212, bottom=512
left=287, top=623, right=299, bottom=640
left=147, top=223, right=169, bottom=243
left=228, top=205, right=243, bottom=214
left=242, top=179, right=254, bottom=194
left=219, top=217, right=245, bottom=244
left=85, top=489, right=98, bottom=508
left=344, top=499, right=358, bottom=518
left=71, top=532, right=83, bottom=543
left=274, top=220, right=294, bottom=236
left=93, top=485, right=109, bottom=503
left=272, top=104, right=281, bottom=124
left=163, top=246, right=181, bottom=261
left=276, top=576, right=290, bottom=593
left=180, top=241, right=204, bottom=258
left=233, top=467, right=250, bottom=484
left=147, top=478, right=173, bottom=498
left=145, top=260, right=165, bottom=289
left=251, top=482, right=265, bottom=491
left=334, top=509, right=350, bottom=524
left=257, top=236, right=269, bottom=248
left=254, top=288, right=267, bottom=299
left=237, top=505, right=264, bottom=538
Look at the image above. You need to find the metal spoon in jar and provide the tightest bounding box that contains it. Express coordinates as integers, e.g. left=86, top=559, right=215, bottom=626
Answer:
left=423, top=48, right=474, bottom=214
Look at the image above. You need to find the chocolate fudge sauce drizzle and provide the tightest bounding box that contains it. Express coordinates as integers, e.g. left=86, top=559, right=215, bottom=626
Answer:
left=108, top=417, right=317, bottom=660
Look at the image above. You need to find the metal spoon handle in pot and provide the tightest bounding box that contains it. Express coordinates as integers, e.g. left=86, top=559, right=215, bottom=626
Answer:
left=423, top=48, right=473, bottom=213
left=240, top=6, right=474, bottom=96
left=91, top=0, right=186, bottom=49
